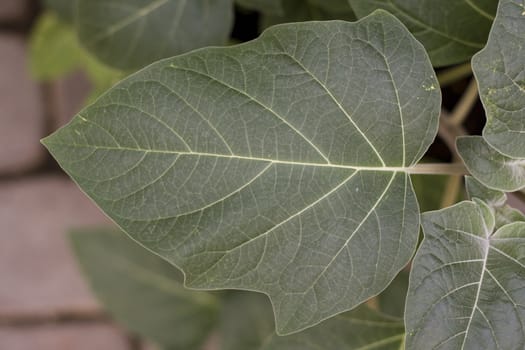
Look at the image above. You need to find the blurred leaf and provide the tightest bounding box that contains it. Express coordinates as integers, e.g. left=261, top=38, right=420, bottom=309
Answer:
left=376, top=270, right=409, bottom=319
left=44, top=0, right=76, bottom=22
left=236, top=0, right=285, bottom=15
left=71, top=229, right=220, bottom=350
left=348, top=0, right=498, bottom=67
left=411, top=173, right=451, bottom=212
left=260, top=306, right=404, bottom=349
left=29, top=12, right=124, bottom=104
left=220, top=292, right=275, bottom=350
left=76, top=0, right=234, bottom=70
left=29, top=12, right=83, bottom=80
left=261, top=0, right=355, bottom=29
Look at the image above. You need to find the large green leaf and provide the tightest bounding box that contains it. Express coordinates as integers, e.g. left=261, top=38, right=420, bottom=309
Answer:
left=348, top=0, right=498, bottom=67
left=474, top=0, right=525, bottom=158
left=406, top=201, right=525, bottom=349
left=71, top=229, right=219, bottom=350
left=261, top=306, right=404, bottom=349
left=76, top=0, right=234, bottom=70
left=457, top=136, right=525, bottom=191
left=43, top=12, right=440, bottom=334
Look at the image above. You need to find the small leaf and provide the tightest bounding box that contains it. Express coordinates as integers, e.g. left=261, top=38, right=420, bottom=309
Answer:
left=457, top=136, right=525, bottom=191
left=71, top=229, right=219, bottom=349
left=76, top=0, right=234, bottom=70
left=348, top=0, right=498, bottom=67
left=474, top=0, right=525, bottom=158
left=495, top=205, right=525, bottom=230
left=406, top=201, right=525, bottom=349
left=43, top=12, right=440, bottom=334
left=465, top=175, right=507, bottom=207
left=261, top=306, right=405, bottom=350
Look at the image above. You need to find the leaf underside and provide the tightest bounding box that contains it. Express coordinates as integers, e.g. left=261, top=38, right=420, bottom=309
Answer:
left=76, top=0, right=234, bottom=70
left=406, top=201, right=525, bottom=349
left=473, top=0, right=525, bottom=158
left=348, top=0, right=498, bottom=67
left=43, top=12, right=440, bottom=334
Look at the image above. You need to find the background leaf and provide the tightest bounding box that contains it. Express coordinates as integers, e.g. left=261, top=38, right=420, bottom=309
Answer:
left=474, top=0, right=525, bottom=158
left=71, top=229, right=219, bottom=350
left=44, top=0, right=76, bottom=22
left=260, top=306, right=404, bottom=350
left=236, top=0, right=285, bottom=15
left=43, top=12, right=440, bottom=335
left=457, top=135, right=525, bottom=191
left=29, top=12, right=124, bottom=103
left=348, top=0, right=498, bottom=67
left=406, top=201, right=525, bottom=349
left=260, top=0, right=355, bottom=29
left=76, top=0, right=234, bottom=70
left=465, top=175, right=507, bottom=207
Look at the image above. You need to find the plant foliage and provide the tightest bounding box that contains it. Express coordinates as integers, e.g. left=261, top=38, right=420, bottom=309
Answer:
left=39, top=0, right=525, bottom=348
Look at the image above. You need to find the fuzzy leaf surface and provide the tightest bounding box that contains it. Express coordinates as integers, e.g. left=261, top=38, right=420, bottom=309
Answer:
left=474, top=0, right=525, bottom=158
left=348, top=0, right=498, bottom=67
left=458, top=136, right=525, bottom=192
left=43, top=12, right=440, bottom=334
left=71, top=229, right=219, bottom=349
left=76, top=0, right=234, bottom=70
left=406, top=201, right=525, bottom=349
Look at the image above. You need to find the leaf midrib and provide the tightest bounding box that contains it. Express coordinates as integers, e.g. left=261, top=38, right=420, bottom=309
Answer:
left=47, top=142, right=414, bottom=172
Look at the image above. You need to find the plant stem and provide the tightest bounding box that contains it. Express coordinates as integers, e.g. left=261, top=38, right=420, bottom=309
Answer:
left=437, top=62, right=472, bottom=87
left=408, top=162, right=468, bottom=175
left=448, top=79, right=479, bottom=126
left=440, top=175, right=463, bottom=208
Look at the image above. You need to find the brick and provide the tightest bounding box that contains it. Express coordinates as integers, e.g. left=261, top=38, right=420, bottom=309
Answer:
left=0, top=176, right=113, bottom=317
left=0, top=0, right=31, bottom=22
left=51, top=71, right=92, bottom=129
left=0, top=324, right=130, bottom=350
left=0, top=34, right=45, bottom=175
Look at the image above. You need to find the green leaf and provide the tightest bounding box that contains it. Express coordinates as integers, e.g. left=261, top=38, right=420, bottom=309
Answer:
left=43, top=12, right=440, bottom=334
left=406, top=201, right=525, bottom=349
left=411, top=173, right=454, bottom=212
left=376, top=270, right=409, bottom=319
left=76, top=0, right=234, bottom=70
left=236, top=0, right=285, bottom=15
left=220, top=292, right=275, bottom=350
left=261, top=306, right=405, bottom=349
left=473, top=0, right=525, bottom=158
left=348, top=0, right=498, bottom=67
left=71, top=229, right=219, bottom=350
left=29, top=12, right=124, bottom=104
left=261, top=0, right=355, bottom=29
left=465, top=175, right=507, bottom=207
left=44, top=0, right=76, bottom=22
left=29, top=12, right=84, bottom=80
left=465, top=176, right=525, bottom=230
left=457, top=136, right=525, bottom=192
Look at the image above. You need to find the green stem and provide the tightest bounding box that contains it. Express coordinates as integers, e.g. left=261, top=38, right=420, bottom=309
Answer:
left=448, top=79, right=479, bottom=126
left=408, top=162, right=468, bottom=175
left=437, top=62, right=472, bottom=87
